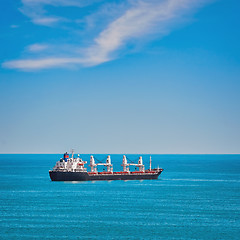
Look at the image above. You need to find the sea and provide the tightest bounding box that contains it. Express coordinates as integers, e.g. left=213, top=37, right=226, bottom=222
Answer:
left=0, top=154, right=239, bottom=240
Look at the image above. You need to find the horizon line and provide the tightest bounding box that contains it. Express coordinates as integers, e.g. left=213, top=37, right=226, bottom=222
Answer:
left=0, top=153, right=239, bottom=155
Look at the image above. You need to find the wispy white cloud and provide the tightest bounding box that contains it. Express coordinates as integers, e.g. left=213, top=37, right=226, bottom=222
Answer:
left=3, top=0, right=211, bottom=70
left=2, top=58, right=84, bottom=70
left=20, top=0, right=99, bottom=26
left=21, top=0, right=97, bottom=7
left=32, top=17, right=62, bottom=26
left=10, top=25, right=19, bottom=28
left=27, top=43, right=49, bottom=52
left=83, top=0, right=209, bottom=66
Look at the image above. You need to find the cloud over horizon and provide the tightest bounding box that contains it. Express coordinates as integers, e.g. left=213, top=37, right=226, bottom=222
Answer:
left=3, top=0, right=211, bottom=71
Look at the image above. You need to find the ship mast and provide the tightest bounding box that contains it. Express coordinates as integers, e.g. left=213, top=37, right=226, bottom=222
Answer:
left=150, top=156, right=152, bottom=171
left=71, top=149, right=74, bottom=159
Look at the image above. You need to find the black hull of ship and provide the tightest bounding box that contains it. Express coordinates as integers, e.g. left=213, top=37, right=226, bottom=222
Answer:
left=49, top=170, right=163, bottom=181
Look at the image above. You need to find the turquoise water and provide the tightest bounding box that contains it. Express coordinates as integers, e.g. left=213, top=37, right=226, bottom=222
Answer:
left=0, top=154, right=239, bottom=240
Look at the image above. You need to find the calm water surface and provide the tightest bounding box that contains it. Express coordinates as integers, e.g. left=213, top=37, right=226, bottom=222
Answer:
left=0, top=154, right=239, bottom=239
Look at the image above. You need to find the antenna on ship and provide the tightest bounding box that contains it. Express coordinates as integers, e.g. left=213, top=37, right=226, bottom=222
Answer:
left=71, top=149, right=74, bottom=159
left=150, top=156, right=152, bottom=171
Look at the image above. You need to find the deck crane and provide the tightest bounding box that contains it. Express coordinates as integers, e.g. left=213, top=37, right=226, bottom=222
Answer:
left=122, top=155, right=145, bottom=172
left=90, top=155, right=113, bottom=172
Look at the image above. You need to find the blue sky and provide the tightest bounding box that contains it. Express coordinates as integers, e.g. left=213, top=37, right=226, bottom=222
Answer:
left=0, top=0, right=240, bottom=153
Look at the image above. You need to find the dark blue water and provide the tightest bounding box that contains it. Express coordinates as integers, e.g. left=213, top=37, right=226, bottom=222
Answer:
left=0, top=154, right=239, bottom=239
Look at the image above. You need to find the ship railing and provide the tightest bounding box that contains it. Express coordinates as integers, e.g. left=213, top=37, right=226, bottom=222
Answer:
left=53, top=168, right=68, bottom=172
left=74, top=168, right=87, bottom=172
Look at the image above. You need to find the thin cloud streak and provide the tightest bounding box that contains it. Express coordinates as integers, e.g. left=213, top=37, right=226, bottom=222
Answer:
left=3, top=0, right=211, bottom=70
left=20, top=0, right=99, bottom=26
left=32, top=17, right=62, bottom=26
left=2, top=58, right=84, bottom=70
left=27, top=44, right=49, bottom=52
left=84, top=0, right=208, bottom=66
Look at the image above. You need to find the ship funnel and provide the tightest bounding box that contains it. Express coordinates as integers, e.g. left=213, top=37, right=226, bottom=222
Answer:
left=138, top=156, right=143, bottom=165
left=63, top=152, right=69, bottom=160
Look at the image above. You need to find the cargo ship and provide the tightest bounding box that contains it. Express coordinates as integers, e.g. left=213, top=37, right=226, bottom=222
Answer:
left=49, top=152, right=163, bottom=181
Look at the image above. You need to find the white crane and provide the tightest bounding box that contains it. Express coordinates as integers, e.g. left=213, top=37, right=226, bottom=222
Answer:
left=122, top=155, right=145, bottom=172
left=90, top=155, right=113, bottom=172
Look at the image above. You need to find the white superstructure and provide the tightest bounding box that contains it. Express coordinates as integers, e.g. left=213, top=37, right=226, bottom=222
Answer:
left=53, top=153, right=87, bottom=172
